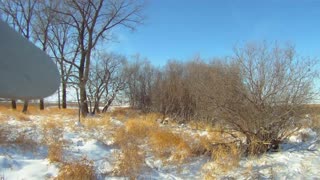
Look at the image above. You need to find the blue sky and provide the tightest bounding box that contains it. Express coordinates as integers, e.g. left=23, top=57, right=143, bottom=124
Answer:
left=108, top=0, right=320, bottom=66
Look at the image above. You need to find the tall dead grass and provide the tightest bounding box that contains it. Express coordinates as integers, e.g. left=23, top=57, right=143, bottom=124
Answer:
left=110, top=107, right=140, bottom=121
left=45, top=107, right=77, bottom=116
left=0, top=104, right=77, bottom=117
left=47, top=143, right=63, bottom=163
left=113, top=144, right=145, bottom=179
left=201, top=142, right=241, bottom=178
left=114, top=118, right=159, bottom=146
left=211, top=143, right=241, bottom=170
left=149, top=130, right=192, bottom=164
left=0, top=108, right=31, bottom=121
left=81, top=114, right=111, bottom=130
left=55, top=158, right=95, bottom=180
left=112, top=115, right=161, bottom=178
left=41, top=119, right=65, bottom=163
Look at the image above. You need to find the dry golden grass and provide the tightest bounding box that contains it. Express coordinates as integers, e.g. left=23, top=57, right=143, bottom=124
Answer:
left=81, top=114, right=112, bottom=130
left=125, top=118, right=158, bottom=138
left=110, top=107, right=140, bottom=121
left=55, top=158, right=95, bottom=180
left=15, top=113, right=31, bottom=121
left=149, top=130, right=192, bottom=164
left=0, top=103, right=40, bottom=113
left=114, top=117, right=159, bottom=146
left=0, top=104, right=77, bottom=117
left=111, top=114, right=163, bottom=178
left=41, top=119, right=64, bottom=140
left=211, top=143, right=240, bottom=171
left=0, top=108, right=31, bottom=121
left=201, top=143, right=241, bottom=178
left=202, top=170, right=217, bottom=180
left=113, top=144, right=145, bottom=179
left=114, top=113, right=239, bottom=166
left=45, top=107, right=78, bottom=116
left=48, top=143, right=64, bottom=163
left=41, top=119, right=65, bottom=163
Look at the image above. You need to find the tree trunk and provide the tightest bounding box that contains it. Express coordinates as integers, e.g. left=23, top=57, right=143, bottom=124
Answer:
left=94, top=101, right=100, bottom=114
left=62, top=82, right=67, bottom=109
left=102, top=99, right=113, bottom=113
left=39, top=99, right=44, bottom=110
left=22, top=100, right=28, bottom=113
left=80, top=85, right=88, bottom=117
left=11, top=100, right=17, bottom=109
left=57, top=85, right=61, bottom=109
left=88, top=99, right=92, bottom=114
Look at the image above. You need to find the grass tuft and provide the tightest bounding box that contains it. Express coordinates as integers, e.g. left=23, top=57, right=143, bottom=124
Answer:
left=149, top=130, right=192, bottom=164
left=48, top=143, right=64, bottom=163
left=114, top=118, right=159, bottom=146
left=113, top=144, right=145, bottom=179
left=41, top=119, right=65, bottom=163
left=110, top=107, right=139, bottom=121
left=55, top=158, right=96, bottom=180
left=211, top=143, right=240, bottom=170
left=82, top=114, right=111, bottom=130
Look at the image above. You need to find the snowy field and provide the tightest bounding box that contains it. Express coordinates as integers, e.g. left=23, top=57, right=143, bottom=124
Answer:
left=0, top=106, right=319, bottom=179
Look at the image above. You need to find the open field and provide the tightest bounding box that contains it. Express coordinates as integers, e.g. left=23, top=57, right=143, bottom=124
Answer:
left=0, top=104, right=320, bottom=179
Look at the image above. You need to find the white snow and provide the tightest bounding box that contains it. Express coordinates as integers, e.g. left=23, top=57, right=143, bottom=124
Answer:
left=0, top=157, right=59, bottom=180
left=0, top=111, right=319, bottom=179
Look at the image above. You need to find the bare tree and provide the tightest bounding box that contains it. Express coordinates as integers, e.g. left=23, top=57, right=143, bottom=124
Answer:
left=48, top=11, right=79, bottom=109
left=55, top=0, right=144, bottom=117
left=151, top=60, right=196, bottom=122
left=230, top=42, right=318, bottom=154
left=87, top=53, right=127, bottom=113
left=124, top=57, right=141, bottom=108
left=191, top=42, right=318, bottom=155
left=33, top=0, right=57, bottom=110
left=100, top=53, right=127, bottom=112
left=125, top=56, right=155, bottom=111
left=87, top=61, right=103, bottom=113
left=0, top=0, right=38, bottom=112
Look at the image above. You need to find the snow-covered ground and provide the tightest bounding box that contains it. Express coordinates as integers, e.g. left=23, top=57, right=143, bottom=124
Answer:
left=0, top=110, right=319, bottom=179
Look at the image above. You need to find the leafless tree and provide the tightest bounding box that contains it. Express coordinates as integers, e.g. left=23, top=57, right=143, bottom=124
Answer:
left=124, top=57, right=140, bottom=108
left=33, top=0, right=58, bottom=110
left=151, top=60, right=196, bottom=122
left=54, top=0, right=144, bottom=117
left=191, top=42, right=318, bottom=155
left=87, top=53, right=127, bottom=113
left=231, top=42, right=318, bottom=154
left=48, top=11, right=79, bottom=109
left=0, top=0, right=38, bottom=112
left=125, top=56, right=155, bottom=111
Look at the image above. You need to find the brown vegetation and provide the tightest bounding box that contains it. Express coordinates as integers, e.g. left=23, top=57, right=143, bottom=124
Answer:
left=149, top=130, right=192, bottom=164
left=55, top=158, right=96, bottom=180
left=41, top=119, right=65, bottom=162
left=124, top=42, right=318, bottom=156
left=113, top=144, right=145, bottom=179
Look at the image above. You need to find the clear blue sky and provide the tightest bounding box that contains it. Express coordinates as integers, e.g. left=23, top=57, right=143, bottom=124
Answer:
left=108, top=0, right=320, bottom=66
